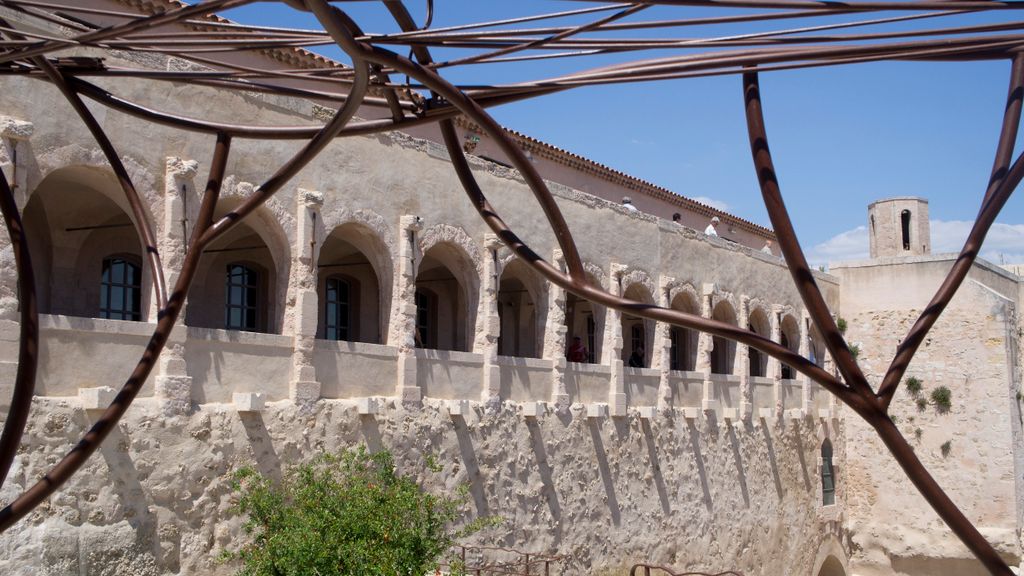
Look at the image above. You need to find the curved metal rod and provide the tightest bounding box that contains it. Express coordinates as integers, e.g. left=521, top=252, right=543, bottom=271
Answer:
left=741, top=71, right=867, bottom=394
left=741, top=68, right=1015, bottom=576
left=0, top=132, right=231, bottom=533
left=0, top=171, right=37, bottom=489
left=21, top=54, right=169, bottom=309
left=876, top=53, right=1024, bottom=408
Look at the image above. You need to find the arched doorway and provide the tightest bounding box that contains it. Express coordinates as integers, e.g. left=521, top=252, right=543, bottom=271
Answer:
left=621, top=282, right=655, bottom=368
left=186, top=202, right=285, bottom=334
left=497, top=259, right=542, bottom=358
left=669, top=291, right=699, bottom=372
left=711, top=300, right=737, bottom=375
left=564, top=273, right=604, bottom=364
left=747, top=306, right=770, bottom=377
left=415, top=242, right=477, bottom=352
left=317, top=223, right=388, bottom=344
left=22, top=166, right=150, bottom=320
left=818, top=556, right=846, bottom=576
left=781, top=314, right=801, bottom=379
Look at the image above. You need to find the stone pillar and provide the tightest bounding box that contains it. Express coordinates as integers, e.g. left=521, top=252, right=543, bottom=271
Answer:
left=153, top=158, right=198, bottom=416
left=545, top=249, right=570, bottom=412
left=698, top=283, right=716, bottom=413
left=769, top=306, right=783, bottom=416
left=395, top=214, right=422, bottom=405
left=800, top=310, right=813, bottom=415
left=481, top=234, right=502, bottom=410
left=656, top=276, right=674, bottom=412
left=0, top=116, right=33, bottom=322
left=738, top=295, right=752, bottom=420
left=607, top=263, right=627, bottom=417
left=289, top=189, right=324, bottom=410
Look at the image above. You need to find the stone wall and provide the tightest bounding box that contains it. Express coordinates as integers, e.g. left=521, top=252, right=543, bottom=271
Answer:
left=832, top=256, right=1023, bottom=575
left=0, top=397, right=843, bottom=575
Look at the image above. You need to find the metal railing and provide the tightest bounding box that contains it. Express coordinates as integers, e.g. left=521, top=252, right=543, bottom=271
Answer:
left=629, top=564, right=745, bottom=576
left=441, top=545, right=565, bottom=576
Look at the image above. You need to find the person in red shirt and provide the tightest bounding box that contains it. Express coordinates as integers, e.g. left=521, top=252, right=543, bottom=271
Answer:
left=567, top=336, right=589, bottom=363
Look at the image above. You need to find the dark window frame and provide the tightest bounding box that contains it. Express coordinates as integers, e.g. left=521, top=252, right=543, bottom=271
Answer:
left=100, top=255, right=142, bottom=321
left=225, top=262, right=263, bottom=332
left=822, top=439, right=836, bottom=506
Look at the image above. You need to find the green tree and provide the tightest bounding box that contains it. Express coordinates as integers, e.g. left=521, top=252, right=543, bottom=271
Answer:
left=225, top=447, right=468, bottom=576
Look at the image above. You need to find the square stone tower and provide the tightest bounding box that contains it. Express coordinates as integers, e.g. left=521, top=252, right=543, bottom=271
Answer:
left=868, top=197, right=930, bottom=258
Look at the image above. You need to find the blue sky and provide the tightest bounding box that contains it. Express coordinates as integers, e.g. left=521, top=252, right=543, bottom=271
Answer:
left=217, top=2, right=1024, bottom=265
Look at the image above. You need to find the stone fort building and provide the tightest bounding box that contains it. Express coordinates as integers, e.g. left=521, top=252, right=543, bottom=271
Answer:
left=0, top=3, right=1020, bottom=575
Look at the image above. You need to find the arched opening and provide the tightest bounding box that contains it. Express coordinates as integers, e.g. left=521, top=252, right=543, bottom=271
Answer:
left=22, top=166, right=150, bottom=320
left=809, top=322, right=826, bottom=369
left=781, top=314, right=801, bottom=379
left=415, top=243, right=476, bottom=352
left=187, top=202, right=283, bottom=333
left=621, top=282, right=655, bottom=368
left=564, top=273, right=604, bottom=364
left=317, top=223, right=388, bottom=344
left=669, top=291, right=699, bottom=372
left=497, top=259, right=542, bottom=358
left=901, top=209, right=912, bottom=251
left=822, top=438, right=836, bottom=506
left=711, top=300, right=737, bottom=375
left=747, top=307, right=770, bottom=377
left=817, top=556, right=846, bottom=576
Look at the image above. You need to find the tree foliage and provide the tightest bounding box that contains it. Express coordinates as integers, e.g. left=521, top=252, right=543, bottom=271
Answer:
left=225, top=447, right=466, bottom=576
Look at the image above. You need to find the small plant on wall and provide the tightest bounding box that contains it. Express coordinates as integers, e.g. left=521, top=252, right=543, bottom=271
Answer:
left=941, top=440, right=953, bottom=458
left=931, top=386, right=953, bottom=414
left=905, top=376, right=923, bottom=396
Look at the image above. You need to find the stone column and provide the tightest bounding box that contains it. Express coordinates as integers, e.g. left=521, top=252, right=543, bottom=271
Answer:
left=545, top=249, right=570, bottom=412
left=698, top=283, right=716, bottom=413
left=738, top=295, right=751, bottom=420
left=153, top=158, right=198, bottom=416
left=800, top=310, right=812, bottom=415
left=607, top=263, right=627, bottom=417
left=289, top=189, right=324, bottom=410
left=656, top=276, right=674, bottom=412
left=769, top=306, right=783, bottom=416
left=0, top=116, right=33, bottom=322
left=395, top=214, right=422, bottom=405
left=480, top=234, right=502, bottom=410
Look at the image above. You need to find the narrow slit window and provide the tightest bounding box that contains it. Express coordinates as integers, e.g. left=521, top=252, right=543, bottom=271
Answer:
left=901, top=209, right=912, bottom=251
left=822, top=439, right=836, bottom=506
left=324, top=277, right=351, bottom=341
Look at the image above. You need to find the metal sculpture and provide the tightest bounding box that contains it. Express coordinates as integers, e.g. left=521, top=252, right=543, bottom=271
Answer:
left=0, top=1, right=1022, bottom=573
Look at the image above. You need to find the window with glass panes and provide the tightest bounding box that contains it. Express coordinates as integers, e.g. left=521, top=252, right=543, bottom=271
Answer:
left=100, top=257, right=142, bottom=321
left=415, top=289, right=433, bottom=349
left=225, top=264, right=260, bottom=331
left=324, top=277, right=351, bottom=341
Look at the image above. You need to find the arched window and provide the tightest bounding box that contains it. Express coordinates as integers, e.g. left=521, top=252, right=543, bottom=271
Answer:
left=324, top=276, right=359, bottom=341
left=821, top=439, right=836, bottom=506
left=225, top=263, right=261, bottom=332
left=901, top=209, right=912, bottom=251
left=100, top=257, right=142, bottom=321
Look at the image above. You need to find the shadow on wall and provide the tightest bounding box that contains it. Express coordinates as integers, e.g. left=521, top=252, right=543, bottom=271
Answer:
left=452, top=416, right=490, bottom=518
left=239, top=412, right=283, bottom=484
left=588, top=419, right=621, bottom=526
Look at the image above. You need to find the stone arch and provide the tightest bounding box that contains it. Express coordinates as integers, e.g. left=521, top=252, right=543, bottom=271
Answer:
left=621, top=277, right=655, bottom=368
left=497, top=257, right=545, bottom=358
left=415, top=227, right=480, bottom=352
left=563, top=263, right=606, bottom=365
left=23, top=165, right=154, bottom=320
left=317, top=218, right=393, bottom=344
left=711, top=298, right=738, bottom=375
left=186, top=196, right=290, bottom=334
left=667, top=284, right=700, bottom=372
left=780, top=313, right=801, bottom=379
left=747, top=305, right=771, bottom=377
left=811, top=538, right=849, bottom=576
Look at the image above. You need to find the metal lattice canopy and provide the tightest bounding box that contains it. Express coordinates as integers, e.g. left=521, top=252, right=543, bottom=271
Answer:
left=1, top=2, right=1023, bottom=573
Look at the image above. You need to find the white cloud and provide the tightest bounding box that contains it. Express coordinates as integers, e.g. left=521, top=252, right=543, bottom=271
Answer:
left=807, top=220, right=1024, bottom=267
left=691, top=195, right=730, bottom=212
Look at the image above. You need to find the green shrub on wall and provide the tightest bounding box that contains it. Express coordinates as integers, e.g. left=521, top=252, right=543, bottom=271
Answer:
left=224, top=447, right=478, bottom=576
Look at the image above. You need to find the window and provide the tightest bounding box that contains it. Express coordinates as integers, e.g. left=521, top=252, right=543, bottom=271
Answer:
left=100, top=257, right=142, bottom=321
left=748, top=323, right=764, bottom=377
left=324, top=277, right=353, bottom=341
left=225, top=263, right=260, bottom=331
left=415, top=289, right=435, bottom=349
left=781, top=333, right=794, bottom=379
left=630, top=323, right=644, bottom=356
left=901, top=209, right=912, bottom=251
left=821, top=439, right=836, bottom=506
